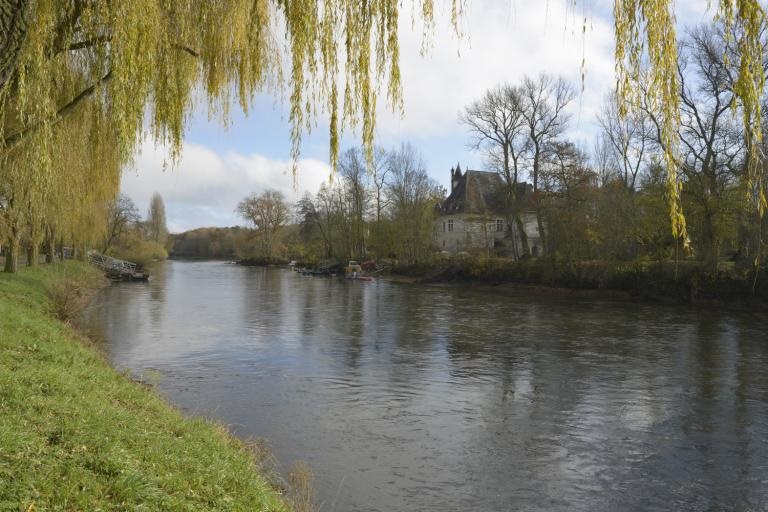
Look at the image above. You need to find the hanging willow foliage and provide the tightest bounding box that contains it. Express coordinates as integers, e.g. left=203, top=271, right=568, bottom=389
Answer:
left=718, top=0, right=768, bottom=216
left=0, top=0, right=461, bottom=268
left=0, top=0, right=464, bottom=171
left=615, top=0, right=686, bottom=241
left=615, top=0, right=768, bottom=243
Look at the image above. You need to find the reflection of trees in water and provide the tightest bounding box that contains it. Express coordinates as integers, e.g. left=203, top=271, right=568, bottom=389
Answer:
left=382, top=286, right=452, bottom=390
left=658, top=312, right=768, bottom=509
left=435, top=298, right=768, bottom=509
left=147, top=261, right=167, bottom=333
left=296, top=276, right=320, bottom=338
left=331, top=279, right=367, bottom=369
left=87, top=262, right=768, bottom=509
left=272, top=273, right=378, bottom=370
left=241, top=267, right=283, bottom=335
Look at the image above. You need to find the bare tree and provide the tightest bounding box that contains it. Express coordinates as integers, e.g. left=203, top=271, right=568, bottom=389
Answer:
left=236, top=190, right=290, bottom=259
left=386, top=142, right=442, bottom=263
left=638, top=24, right=745, bottom=268
left=103, top=194, right=140, bottom=253
left=677, top=25, right=744, bottom=268
left=592, top=133, right=617, bottom=187
left=339, top=148, right=370, bottom=258
left=370, top=146, right=390, bottom=223
left=461, top=84, right=531, bottom=256
left=520, top=74, right=576, bottom=254
left=596, top=92, right=652, bottom=191
left=520, top=74, right=575, bottom=193
left=461, top=84, right=528, bottom=189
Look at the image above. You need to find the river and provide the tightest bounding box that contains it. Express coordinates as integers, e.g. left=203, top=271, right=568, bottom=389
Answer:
left=79, top=260, right=768, bottom=511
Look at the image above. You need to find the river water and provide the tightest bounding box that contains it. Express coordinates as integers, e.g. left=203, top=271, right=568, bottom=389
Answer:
left=80, top=260, right=768, bottom=511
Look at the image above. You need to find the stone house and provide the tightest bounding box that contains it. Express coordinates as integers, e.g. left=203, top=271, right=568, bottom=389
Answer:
left=434, top=165, right=542, bottom=256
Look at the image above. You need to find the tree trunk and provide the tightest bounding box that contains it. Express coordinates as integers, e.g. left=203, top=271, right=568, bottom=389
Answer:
left=44, top=226, right=55, bottom=263
left=3, top=230, right=20, bottom=273
left=531, top=144, right=546, bottom=256
left=45, top=236, right=55, bottom=263
left=535, top=204, right=547, bottom=258
left=0, top=0, right=30, bottom=92
left=514, top=214, right=531, bottom=257
left=700, top=208, right=719, bottom=273
left=26, top=241, right=39, bottom=267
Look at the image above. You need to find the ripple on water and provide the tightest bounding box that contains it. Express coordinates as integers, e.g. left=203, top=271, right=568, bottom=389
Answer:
left=79, top=261, right=768, bottom=512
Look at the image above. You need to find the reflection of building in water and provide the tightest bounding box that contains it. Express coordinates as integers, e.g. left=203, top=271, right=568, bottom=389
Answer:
left=434, top=164, right=542, bottom=256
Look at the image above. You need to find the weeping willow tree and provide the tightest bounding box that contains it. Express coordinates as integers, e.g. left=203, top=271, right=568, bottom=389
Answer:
left=1, top=90, right=121, bottom=271
left=0, top=0, right=464, bottom=271
left=0, top=0, right=766, bottom=273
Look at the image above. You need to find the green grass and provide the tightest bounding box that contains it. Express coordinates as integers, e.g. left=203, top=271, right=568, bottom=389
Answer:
left=0, top=262, right=290, bottom=511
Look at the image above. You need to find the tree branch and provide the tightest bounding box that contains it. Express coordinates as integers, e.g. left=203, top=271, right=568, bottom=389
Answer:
left=173, top=44, right=200, bottom=58
left=67, top=35, right=111, bottom=52
left=2, top=69, right=112, bottom=151
left=0, top=0, right=30, bottom=91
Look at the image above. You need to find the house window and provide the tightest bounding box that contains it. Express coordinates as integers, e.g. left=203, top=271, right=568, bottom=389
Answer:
left=496, top=219, right=504, bottom=232
left=448, top=220, right=454, bottom=232
left=443, top=221, right=446, bottom=232
left=442, top=239, right=446, bottom=248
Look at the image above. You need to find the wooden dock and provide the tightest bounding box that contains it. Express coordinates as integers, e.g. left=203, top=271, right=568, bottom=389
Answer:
left=87, top=251, right=149, bottom=281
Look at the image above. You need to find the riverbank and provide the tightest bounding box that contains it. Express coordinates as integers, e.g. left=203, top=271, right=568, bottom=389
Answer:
left=0, top=262, right=291, bottom=511
left=388, top=257, right=768, bottom=305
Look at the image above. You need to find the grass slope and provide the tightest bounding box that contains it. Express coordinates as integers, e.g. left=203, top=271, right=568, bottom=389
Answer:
left=0, top=262, right=289, bottom=511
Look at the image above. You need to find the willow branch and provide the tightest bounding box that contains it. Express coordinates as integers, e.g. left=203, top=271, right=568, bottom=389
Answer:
left=174, top=44, right=200, bottom=58
left=4, top=39, right=199, bottom=152
left=2, top=69, right=112, bottom=151
left=67, top=35, right=111, bottom=52
left=58, top=35, right=199, bottom=58
left=0, top=0, right=31, bottom=91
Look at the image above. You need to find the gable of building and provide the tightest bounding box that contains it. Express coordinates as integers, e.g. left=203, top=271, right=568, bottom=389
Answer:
left=437, top=165, right=532, bottom=216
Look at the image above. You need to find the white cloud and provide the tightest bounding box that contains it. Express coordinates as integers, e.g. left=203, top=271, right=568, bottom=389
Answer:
left=372, top=1, right=617, bottom=146
left=675, top=0, right=715, bottom=23
left=121, top=140, right=331, bottom=232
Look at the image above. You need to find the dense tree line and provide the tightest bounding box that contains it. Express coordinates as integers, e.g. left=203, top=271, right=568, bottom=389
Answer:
left=169, top=227, right=247, bottom=260
left=228, top=143, right=441, bottom=265
left=292, top=143, right=442, bottom=265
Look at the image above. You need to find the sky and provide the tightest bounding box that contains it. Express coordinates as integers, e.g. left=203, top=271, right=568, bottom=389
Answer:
left=121, top=0, right=713, bottom=233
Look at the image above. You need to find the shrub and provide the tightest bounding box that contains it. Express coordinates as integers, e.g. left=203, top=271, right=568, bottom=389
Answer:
left=46, top=276, right=101, bottom=322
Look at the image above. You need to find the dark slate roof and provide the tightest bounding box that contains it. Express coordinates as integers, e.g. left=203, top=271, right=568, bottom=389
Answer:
left=437, top=169, right=532, bottom=214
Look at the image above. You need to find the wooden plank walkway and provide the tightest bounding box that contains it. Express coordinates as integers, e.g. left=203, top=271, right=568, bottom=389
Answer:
left=87, top=251, right=149, bottom=281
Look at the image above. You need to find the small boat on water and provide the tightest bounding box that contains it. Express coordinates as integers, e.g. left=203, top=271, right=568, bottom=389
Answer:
left=345, top=261, right=374, bottom=282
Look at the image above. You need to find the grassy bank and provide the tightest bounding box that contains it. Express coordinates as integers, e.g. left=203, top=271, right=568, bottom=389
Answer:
left=392, top=256, right=768, bottom=304
left=0, top=262, right=290, bottom=511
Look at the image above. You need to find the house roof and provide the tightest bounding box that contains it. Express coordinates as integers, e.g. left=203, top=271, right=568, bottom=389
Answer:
left=437, top=169, right=531, bottom=215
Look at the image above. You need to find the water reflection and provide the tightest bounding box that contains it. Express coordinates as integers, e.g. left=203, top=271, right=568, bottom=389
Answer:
left=80, top=260, right=768, bottom=511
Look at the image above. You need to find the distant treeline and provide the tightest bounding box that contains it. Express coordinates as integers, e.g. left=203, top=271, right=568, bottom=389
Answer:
left=169, top=227, right=249, bottom=259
